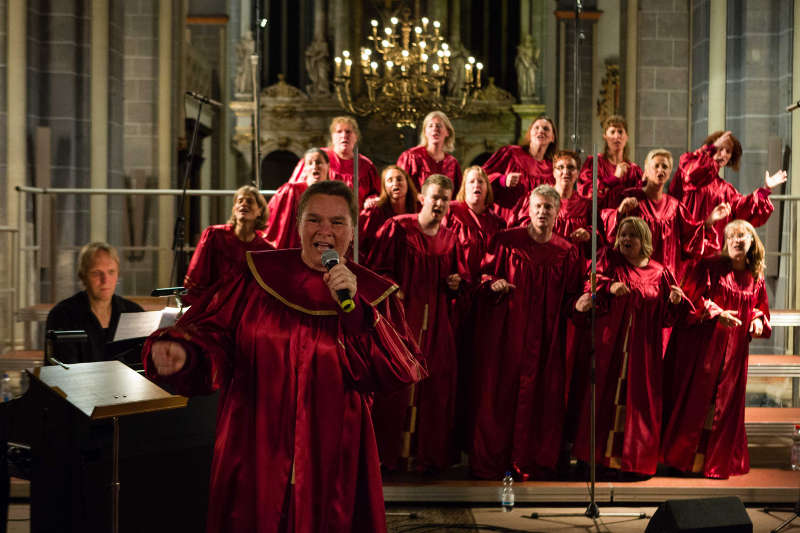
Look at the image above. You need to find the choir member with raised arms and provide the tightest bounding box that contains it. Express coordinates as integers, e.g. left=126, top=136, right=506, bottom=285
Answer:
left=572, top=217, right=691, bottom=479
left=578, top=115, right=643, bottom=209
left=468, top=185, right=583, bottom=480
left=45, top=242, right=144, bottom=363
left=396, top=110, right=463, bottom=193
left=144, top=180, right=425, bottom=533
left=661, top=220, right=770, bottom=479
left=669, top=130, right=786, bottom=254
left=265, top=147, right=330, bottom=249
left=367, top=174, right=464, bottom=472
left=358, top=165, right=418, bottom=261
left=603, top=148, right=731, bottom=281
left=183, top=185, right=271, bottom=306
left=482, top=114, right=558, bottom=222
left=289, top=115, right=381, bottom=208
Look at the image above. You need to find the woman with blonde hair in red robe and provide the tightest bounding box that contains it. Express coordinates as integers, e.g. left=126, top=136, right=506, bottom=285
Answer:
left=661, top=219, right=771, bottom=479
left=144, top=180, right=424, bottom=533
left=183, top=184, right=272, bottom=306
left=573, top=216, right=691, bottom=479
left=396, top=110, right=463, bottom=193
left=265, top=147, right=329, bottom=249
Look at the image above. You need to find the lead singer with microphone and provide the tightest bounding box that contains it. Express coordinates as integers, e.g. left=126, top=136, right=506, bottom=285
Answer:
left=142, top=180, right=425, bottom=533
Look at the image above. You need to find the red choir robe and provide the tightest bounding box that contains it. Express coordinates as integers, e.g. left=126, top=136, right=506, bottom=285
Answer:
left=469, top=229, right=583, bottom=479
left=358, top=203, right=398, bottom=262
left=482, top=145, right=554, bottom=223
left=510, top=192, right=596, bottom=258
left=143, top=249, right=425, bottom=533
left=289, top=147, right=380, bottom=208
left=601, top=187, right=708, bottom=281
left=669, top=143, right=774, bottom=254
left=572, top=249, right=692, bottom=476
left=397, top=145, right=463, bottom=192
left=661, top=256, right=771, bottom=479
left=578, top=153, right=643, bottom=210
left=265, top=181, right=308, bottom=249
left=183, top=223, right=272, bottom=306
left=442, top=202, right=506, bottom=450
left=366, top=214, right=463, bottom=471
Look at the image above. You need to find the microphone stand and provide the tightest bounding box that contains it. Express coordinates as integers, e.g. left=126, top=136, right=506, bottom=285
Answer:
left=169, top=98, right=204, bottom=287
left=353, top=143, right=359, bottom=263
left=526, top=2, right=648, bottom=526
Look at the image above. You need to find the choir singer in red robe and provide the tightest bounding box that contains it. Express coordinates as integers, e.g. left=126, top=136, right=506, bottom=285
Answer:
left=396, top=110, right=463, bottom=193
left=572, top=217, right=691, bottom=479
left=482, top=115, right=558, bottom=222
left=183, top=185, right=272, bottom=306
left=358, top=165, right=418, bottom=261
left=468, top=184, right=583, bottom=480
left=367, top=174, right=464, bottom=472
left=578, top=115, right=643, bottom=210
left=265, top=147, right=329, bottom=249
left=602, top=148, right=731, bottom=281
left=661, top=220, right=771, bottom=479
left=143, top=180, right=425, bottom=533
left=288, top=116, right=380, bottom=208
left=669, top=130, right=786, bottom=255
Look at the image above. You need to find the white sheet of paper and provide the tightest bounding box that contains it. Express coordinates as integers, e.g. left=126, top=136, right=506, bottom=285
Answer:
left=113, top=311, right=162, bottom=342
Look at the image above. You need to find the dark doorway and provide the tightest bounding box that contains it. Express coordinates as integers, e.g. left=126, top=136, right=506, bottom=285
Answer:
left=261, top=150, right=301, bottom=191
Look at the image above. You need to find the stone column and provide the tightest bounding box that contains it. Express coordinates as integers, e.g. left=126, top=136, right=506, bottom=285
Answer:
left=158, top=0, right=173, bottom=287
left=708, top=0, right=726, bottom=134
left=625, top=0, right=637, bottom=161
left=7, top=0, right=26, bottom=307
left=305, top=0, right=331, bottom=96
left=90, top=0, right=109, bottom=243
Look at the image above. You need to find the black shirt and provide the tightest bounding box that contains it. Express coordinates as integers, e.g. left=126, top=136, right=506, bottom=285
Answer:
left=44, top=291, right=144, bottom=364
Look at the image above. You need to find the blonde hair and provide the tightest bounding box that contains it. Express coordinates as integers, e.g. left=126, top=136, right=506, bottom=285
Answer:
left=227, top=185, right=268, bottom=230
left=419, top=111, right=455, bottom=152
left=722, top=219, right=765, bottom=279
left=456, top=165, right=494, bottom=207
left=328, top=116, right=361, bottom=144
left=77, top=242, right=120, bottom=285
left=644, top=148, right=673, bottom=171
left=614, top=216, right=653, bottom=259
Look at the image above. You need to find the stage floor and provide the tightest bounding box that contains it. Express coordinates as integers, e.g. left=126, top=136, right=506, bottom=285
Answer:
left=383, top=467, right=800, bottom=505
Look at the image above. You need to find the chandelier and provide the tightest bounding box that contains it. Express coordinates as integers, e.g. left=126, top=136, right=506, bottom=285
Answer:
left=333, top=9, right=483, bottom=129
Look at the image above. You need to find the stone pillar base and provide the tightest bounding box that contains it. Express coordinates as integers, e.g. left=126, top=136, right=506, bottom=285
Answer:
left=512, top=103, right=547, bottom=144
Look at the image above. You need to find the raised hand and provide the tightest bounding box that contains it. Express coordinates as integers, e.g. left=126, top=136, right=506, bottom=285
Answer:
left=614, top=161, right=630, bottom=178
left=506, top=172, right=522, bottom=188
left=570, top=228, right=591, bottom=243
left=668, top=285, right=685, bottom=305
left=749, top=316, right=764, bottom=337
left=765, top=169, right=787, bottom=190
left=706, top=202, right=731, bottom=226
left=610, top=282, right=630, bottom=296
left=617, top=196, right=639, bottom=215
left=574, top=292, right=593, bottom=312
left=718, top=310, right=742, bottom=328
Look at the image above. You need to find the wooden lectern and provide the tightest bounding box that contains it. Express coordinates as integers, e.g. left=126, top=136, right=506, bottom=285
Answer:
left=17, top=361, right=188, bottom=533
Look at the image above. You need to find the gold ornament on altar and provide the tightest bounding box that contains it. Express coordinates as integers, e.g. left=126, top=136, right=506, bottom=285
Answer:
left=596, top=62, right=621, bottom=125
left=333, top=8, right=483, bottom=129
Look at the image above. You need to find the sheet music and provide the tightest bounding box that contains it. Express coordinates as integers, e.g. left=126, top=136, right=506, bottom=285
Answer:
left=113, top=311, right=162, bottom=341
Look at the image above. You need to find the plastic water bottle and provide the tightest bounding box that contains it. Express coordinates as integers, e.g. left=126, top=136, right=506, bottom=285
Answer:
left=501, top=472, right=515, bottom=512
left=1, top=373, right=11, bottom=402
left=791, top=425, right=800, bottom=471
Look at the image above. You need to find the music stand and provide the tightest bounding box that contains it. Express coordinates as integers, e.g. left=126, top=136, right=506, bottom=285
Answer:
left=27, top=361, right=187, bottom=533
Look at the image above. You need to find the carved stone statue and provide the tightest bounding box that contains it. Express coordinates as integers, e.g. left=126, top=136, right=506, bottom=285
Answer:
left=447, top=41, right=469, bottom=95
left=235, top=31, right=255, bottom=96
left=515, top=33, right=540, bottom=101
left=305, top=37, right=331, bottom=97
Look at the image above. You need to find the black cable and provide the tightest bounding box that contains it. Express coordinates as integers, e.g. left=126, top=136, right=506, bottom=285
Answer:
left=391, top=524, right=534, bottom=533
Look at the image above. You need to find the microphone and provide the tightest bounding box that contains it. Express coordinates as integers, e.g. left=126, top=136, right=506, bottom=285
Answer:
left=321, top=250, right=356, bottom=312
left=786, top=100, right=800, bottom=112
left=185, top=91, right=222, bottom=108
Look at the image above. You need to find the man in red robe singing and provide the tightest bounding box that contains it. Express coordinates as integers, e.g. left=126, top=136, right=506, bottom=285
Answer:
left=469, top=184, right=584, bottom=480
left=367, top=174, right=464, bottom=472
left=143, top=181, right=425, bottom=533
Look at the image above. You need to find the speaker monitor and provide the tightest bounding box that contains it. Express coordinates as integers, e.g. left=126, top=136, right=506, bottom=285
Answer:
left=645, top=496, right=753, bottom=533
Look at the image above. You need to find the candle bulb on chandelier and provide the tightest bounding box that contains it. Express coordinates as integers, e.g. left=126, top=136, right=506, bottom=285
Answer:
left=344, top=58, right=352, bottom=76
left=390, top=16, right=398, bottom=26
left=370, top=61, right=378, bottom=75
left=464, top=63, right=472, bottom=84
left=370, top=19, right=378, bottom=36
left=476, top=62, right=484, bottom=87
left=420, top=53, right=428, bottom=72
left=433, top=20, right=440, bottom=36
left=334, top=56, right=342, bottom=76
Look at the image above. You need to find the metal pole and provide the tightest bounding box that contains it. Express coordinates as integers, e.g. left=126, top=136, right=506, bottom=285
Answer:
left=353, top=144, right=359, bottom=263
